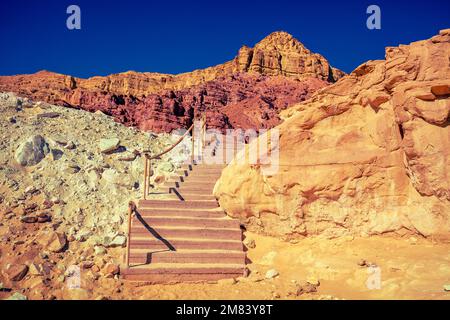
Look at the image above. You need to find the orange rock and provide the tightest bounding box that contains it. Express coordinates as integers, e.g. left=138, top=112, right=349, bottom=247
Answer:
left=3, top=264, right=29, bottom=281
left=103, top=263, right=120, bottom=276
left=214, top=30, right=450, bottom=240
left=36, top=231, right=68, bottom=253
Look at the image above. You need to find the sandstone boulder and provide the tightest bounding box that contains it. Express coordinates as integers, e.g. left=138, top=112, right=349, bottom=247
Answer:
left=214, top=30, right=450, bottom=240
left=3, top=264, right=29, bottom=281
left=36, top=231, right=68, bottom=253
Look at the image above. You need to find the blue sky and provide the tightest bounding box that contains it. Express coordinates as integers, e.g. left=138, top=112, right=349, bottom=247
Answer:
left=0, top=0, right=448, bottom=78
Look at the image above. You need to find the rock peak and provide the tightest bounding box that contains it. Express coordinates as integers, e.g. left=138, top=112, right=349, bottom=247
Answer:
left=256, top=31, right=299, bottom=46
left=237, top=31, right=343, bottom=82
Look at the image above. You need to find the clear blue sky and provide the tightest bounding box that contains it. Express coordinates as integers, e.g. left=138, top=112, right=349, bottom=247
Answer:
left=0, top=0, right=448, bottom=78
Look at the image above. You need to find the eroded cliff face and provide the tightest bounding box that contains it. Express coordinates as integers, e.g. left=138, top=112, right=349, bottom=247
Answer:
left=0, top=31, right=342, bottom=133
left=214, top=29, right=450, bottom=240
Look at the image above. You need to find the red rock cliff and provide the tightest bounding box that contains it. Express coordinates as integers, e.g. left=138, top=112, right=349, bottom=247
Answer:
left=0, top=31, right=343, bottom=132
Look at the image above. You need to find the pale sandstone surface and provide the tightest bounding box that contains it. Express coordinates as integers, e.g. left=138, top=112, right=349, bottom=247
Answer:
left=1, top=231, right=449, bottom=300
left=214, top=30, right=450, bottom=240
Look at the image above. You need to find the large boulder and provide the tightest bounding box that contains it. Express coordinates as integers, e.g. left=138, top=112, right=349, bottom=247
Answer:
left=214, top=29, right=450, bottom=240
left=15, top=135, right=50, bottom=166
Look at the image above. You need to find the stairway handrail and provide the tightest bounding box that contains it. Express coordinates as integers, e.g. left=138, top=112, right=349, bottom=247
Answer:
left=142, top=123, right=195, bottom=160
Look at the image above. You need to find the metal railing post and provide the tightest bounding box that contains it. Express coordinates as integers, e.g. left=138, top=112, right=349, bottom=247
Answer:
left=143, top=156, right=148, bottom=200
left=191, top=125, right=195, bottom=163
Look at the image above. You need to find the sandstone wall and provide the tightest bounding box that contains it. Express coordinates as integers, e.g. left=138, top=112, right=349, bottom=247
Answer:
left=214, top=30, right=450, bottom=240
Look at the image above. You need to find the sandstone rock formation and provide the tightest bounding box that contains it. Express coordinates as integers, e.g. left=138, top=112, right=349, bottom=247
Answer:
left=0, top=32, right=343, bottom=133
left=214, top=29, right=450, bottom=240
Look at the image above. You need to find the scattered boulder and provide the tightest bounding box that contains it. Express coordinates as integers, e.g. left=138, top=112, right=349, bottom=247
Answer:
left=243, top=238, right=256, bottom=249
left=265, top=269, right=279, bottom=279
left=99, top=138, right=120, bottom=153
left=103, top=263, right=120, bottom=276
left=37, top=112, right=60, bottom=119
left=28, top=263, right=43, bottom=276
left=444, top=284, right=450, bottom=292
left=3, top=264, right=29, bottom=281
left=107, top=235, right=127, bottom=248
left=5, top=292, right=28, bottom=300
left=36, top=231, right=68, bottom=253
left=293, top=281, right=319, bottom=295
left=94, top=246, right=107, bottom=256
left=65, top=141, right=76, bottom=150
left=15, top=135, right=50, bottom=166
left=21, top=215, right=38, bottom=223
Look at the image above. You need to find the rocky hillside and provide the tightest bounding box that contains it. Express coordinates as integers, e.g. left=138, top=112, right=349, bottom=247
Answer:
left=214, top=29, right=450, bottom=240
left=0, top=32, right=344, bottom=133
left=0, top=92, right=191, bottom=245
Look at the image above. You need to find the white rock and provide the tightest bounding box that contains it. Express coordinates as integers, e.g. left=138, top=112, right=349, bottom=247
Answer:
left=265, top=269, right=279, bottom=279
left=99, top=138, right=120, bottom=153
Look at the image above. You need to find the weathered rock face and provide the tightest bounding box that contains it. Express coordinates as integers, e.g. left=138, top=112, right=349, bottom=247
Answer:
left=214, top=29, right=450, bottom=240
left=236, top=31, right=344, bottom=82
left=0, top=32, right=343, bottom=133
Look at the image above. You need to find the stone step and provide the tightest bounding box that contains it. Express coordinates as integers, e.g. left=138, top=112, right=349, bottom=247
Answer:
left=139, top=199, right=218, bottom=209
left=130, top=226, right=242, bottom=240
left=137, top=208, right=224, bottom=218
left=128, top=250, right=246, bottom=265
left=164, top=193, right=217, bottom=201
left=164, top=180, right=217, bottom=188
left=168, top=175, right=222, bottom=183
left=129, top=238, right=243, bottom=251
left=121, top=263, right=246, bottom=283
left=132, top=216, right=240, bottom=229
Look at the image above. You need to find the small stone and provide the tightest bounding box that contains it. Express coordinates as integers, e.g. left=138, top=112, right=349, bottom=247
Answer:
left=94, top=246, right=107, bottom=255
left=118, top=152, right=137, bottom=161
left=103, top=263, right=120, bottom=276
left=21, top=216, right=38, bottom=223
left=81, top=261, right=94, bottom=269
left=107, top=235, right=126, bottom=248
left=64, top=163, right=81, bottom=174
left=37, top=112, right=60, bottom=119
left=293, top=281, right=318, bottom=295
left=99, top=138, right=120, bottom=153
left=37, top=212, right=51, bottom=223
left=265, top=269, right=279, bottom=279
left=6, top=292, right=27, bottom=300
left=444, top=284, right=450, bottom=292
left=52, top=136, right=67, bottom=146
left=29, top=263, right=43, bottom=276
left=306, top=276, right=320, bottom=286
left=243, top=238, right=256, bottom=249
left=36, top=231, right=68, bottom=253
left=65, top=141, right=76, bottom=150
left=4, top=264, right=29, bottom=281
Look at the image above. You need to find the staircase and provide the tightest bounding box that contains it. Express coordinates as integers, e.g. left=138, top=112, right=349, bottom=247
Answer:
left=121, top=131, right=247, bottom=283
